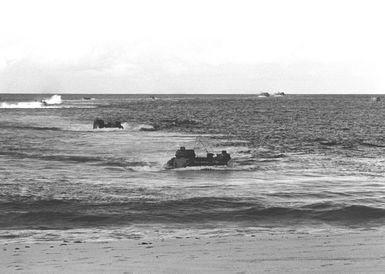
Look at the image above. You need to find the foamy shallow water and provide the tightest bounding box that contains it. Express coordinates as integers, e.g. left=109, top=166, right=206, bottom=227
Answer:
left=1, top=94, right=385, bottom=242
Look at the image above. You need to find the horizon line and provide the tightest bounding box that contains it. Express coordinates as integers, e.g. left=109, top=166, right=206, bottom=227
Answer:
left=0, top=92, right=384, bottom=95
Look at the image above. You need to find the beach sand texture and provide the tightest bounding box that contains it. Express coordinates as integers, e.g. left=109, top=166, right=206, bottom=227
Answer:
left=1, top=230, right=384, bottom=273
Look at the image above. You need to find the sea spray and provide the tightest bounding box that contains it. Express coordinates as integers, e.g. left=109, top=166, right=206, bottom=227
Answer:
left=0, top=94, right=62, bottom=108
left=42, top=94, right=62, bottom=105
left=0, top=101, right=45, bottom=108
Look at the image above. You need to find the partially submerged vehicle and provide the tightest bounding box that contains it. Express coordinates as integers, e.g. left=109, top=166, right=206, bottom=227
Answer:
left=273, top=92, right=286, bottom=97
left=165, top=147, right=231, bottom=169
left=258, top=92, right=270, bottom=98
left=93, top=118, right=123, bottom=129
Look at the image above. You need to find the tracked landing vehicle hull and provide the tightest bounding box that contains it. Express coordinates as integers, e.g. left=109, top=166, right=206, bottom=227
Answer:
left=165, top=147, right=231, bottom=169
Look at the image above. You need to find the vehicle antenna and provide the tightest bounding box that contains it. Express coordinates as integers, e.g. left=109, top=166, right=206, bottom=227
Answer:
left=194, top=137, right=209, bottom=153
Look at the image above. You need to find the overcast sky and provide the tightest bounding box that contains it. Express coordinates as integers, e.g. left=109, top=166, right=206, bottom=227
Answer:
left=0, top=0, right=384, bottom=93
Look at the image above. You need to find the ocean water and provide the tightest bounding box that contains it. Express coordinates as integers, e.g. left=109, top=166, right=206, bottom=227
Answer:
left=1, top=94, right=385, bottom=242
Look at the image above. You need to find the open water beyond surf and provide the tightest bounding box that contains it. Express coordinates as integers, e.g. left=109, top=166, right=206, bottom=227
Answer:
left=1, top=94, right=385, bottom=242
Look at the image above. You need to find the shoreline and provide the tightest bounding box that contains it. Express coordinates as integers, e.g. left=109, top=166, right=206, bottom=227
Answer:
left=1, top=230, right=384, bottom=273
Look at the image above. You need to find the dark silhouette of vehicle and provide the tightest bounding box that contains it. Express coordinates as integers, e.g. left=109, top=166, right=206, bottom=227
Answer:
left=93, top=118, right=123, bottom=129
left=165, top=147, right=231, bottom=169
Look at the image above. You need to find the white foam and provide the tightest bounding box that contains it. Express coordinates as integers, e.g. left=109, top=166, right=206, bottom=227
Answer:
left=121, top=122, right=154, bottom=131
left=93, top=127, right=127, bottom=132
left=89, top=122, right=154, bottom=132
left=0, top=94, right=63, bottom=109
left=41, top=94, right=62, bottom=105
left=0, top=101, right=44, bottom=108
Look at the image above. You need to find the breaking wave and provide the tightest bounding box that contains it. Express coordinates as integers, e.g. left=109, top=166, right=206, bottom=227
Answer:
left=122, top=123, right=155, bottom=131
left=0, top=94, right=62, bottom=108
left=91, top=122, right=155, bottom=132
left=1, top=101, right=45, bottom=109
left=42, top=94, right=62, bottom=105
left=0, top=121, right=155, bottom=133
left=0, top=198, right=384, bottom=229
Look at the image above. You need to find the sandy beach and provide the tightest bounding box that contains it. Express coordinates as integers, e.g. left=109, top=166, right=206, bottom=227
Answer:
left=1, top=229, right=384, bottom=273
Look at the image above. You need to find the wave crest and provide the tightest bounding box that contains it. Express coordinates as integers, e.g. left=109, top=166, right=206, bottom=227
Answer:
left=0, top=95, right=62, bottom=108
left=1, top=101, right=44, bottom=109
left=1, top=198, right=384, bottom=230
left=42, top=94, right=62, bottom=105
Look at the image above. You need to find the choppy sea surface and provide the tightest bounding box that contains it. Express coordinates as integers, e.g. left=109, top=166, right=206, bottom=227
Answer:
left=1, top=94, right=385, bottom=242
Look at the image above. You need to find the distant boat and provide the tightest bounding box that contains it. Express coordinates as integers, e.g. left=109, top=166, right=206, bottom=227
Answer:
left=258, top=92, right=270, bottom=98
left=82, top=97, right=95, bottom=100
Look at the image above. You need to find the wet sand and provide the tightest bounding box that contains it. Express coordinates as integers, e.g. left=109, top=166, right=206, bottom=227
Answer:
left=1, top=230, right=384, bottom=273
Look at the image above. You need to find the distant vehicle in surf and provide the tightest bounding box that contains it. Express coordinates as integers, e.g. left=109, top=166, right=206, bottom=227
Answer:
left=93, top=118, right=123, bottom=129
left=371, top=96, right=380, bottom=102
left=273, top=92, right=286, bottom=97
left=165, top=146, right=231, bottom=169
left=82, top=97, right=95, bottom=100
left=41, top=95, right=63, bottom=105
left=258, top=92, right=270, bottom=98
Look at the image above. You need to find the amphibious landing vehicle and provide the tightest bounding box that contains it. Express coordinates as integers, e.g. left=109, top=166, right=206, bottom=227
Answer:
left=93, top=118, right=123, bottom=129
left=165, top=147, right=231, bottom=169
